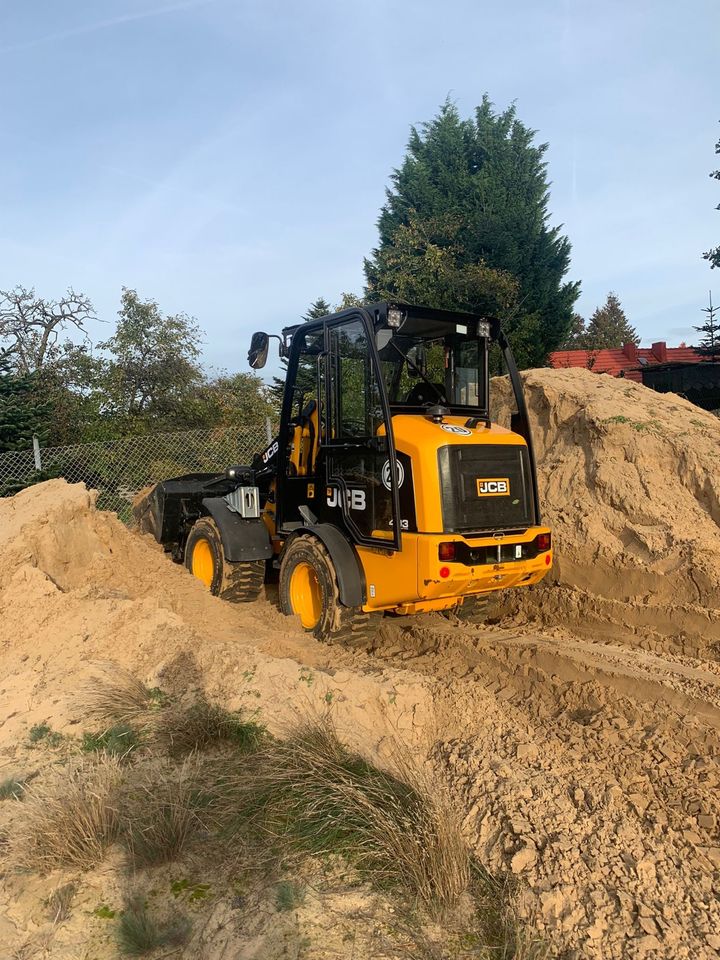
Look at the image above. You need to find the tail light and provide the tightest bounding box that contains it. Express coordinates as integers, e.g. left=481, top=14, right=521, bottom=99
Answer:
left=535, top=532, right=552, bottom=552
left=438, top=542, right=457, bottom=562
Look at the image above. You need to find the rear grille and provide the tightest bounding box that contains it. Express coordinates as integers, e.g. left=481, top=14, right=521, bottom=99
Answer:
left=438, top=444, right=535, bottom=532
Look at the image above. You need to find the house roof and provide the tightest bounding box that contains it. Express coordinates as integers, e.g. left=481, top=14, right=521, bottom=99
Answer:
left=548, top=343, right=705, bottom=381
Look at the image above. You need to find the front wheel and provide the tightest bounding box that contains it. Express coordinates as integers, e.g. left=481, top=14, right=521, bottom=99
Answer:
left=279, top=534, right=375, bottom=646
left=185, top=517, right=265, bottom=603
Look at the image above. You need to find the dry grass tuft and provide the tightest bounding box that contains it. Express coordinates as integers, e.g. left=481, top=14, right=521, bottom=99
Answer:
left=219, top=720, right=469, bottom=917
left=120, top=756, right=207, bottom=868
left=81, top=661, right=157, bottom=728
left=12, top=757, right=122, bottom=870
left=155, top=698, right=264, bottom=758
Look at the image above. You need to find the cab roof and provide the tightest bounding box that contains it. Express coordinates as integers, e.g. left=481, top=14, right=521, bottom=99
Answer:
left=282, top=301, right=502, bottom=341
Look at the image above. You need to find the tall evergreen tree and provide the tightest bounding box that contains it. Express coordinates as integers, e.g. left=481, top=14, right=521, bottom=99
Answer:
left=365, top=98, right=580, bottom=367
left=583, top=293, right=639, bottom=350
left=695, top=291, right=719, bottom=357
left=703, top=126, right=719, bottom=270
left=269, top=297, right=332, bottom=409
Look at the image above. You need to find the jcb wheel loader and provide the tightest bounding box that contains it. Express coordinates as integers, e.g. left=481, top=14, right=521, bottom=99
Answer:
left=134, top=302, right=552, bottom=643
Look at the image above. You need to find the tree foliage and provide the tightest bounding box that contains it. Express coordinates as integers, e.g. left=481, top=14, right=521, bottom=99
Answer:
left=695, top=291, right=720, bottom=357
left=703, top=126, right=720, bottom=270
left=365, top=98, right=579, bottom=367
left=269, top=297, right=332, bottom=409
left=0, top=350, right=48, bottom=454
left=187, top=371, right=276, bottom=429
left=557, top=313, right=587, bottom=349
left=0, top=286, right=95, bottom=374
left=95, top=289, right=205, bottom=432
left=577, top=293, right=639, bottom=350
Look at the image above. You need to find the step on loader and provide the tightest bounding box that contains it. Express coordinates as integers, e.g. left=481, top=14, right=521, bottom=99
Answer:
left=133, top=302, right=552, bottom=643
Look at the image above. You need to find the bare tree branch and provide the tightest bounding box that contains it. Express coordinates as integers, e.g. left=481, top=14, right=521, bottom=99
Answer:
left=0, top=286, right=96, bottom=374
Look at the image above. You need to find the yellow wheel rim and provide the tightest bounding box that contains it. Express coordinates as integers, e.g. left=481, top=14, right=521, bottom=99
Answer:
left=289, top=561, right=322, bottom=629
left=191, top=538, right=215, bottom=588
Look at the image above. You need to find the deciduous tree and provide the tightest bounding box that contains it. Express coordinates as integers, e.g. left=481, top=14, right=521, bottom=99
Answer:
left=96, top=288, right=204, bottom=432
left=0, top=286, right=94, bottom=374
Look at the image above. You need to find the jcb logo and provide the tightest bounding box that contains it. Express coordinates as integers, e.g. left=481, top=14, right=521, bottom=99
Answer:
left=327, top=486, right=367, bottom=511
left=476, top=478, right=510, bottom=497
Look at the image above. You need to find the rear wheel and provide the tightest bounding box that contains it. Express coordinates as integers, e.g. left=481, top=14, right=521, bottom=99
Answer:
left=279, top=534, right=375, bottom=646
left=185, top=517, right=264, bottom=603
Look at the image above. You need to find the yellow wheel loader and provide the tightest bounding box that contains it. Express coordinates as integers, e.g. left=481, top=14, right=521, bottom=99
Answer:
left=134, top=302, right=552, bottom=643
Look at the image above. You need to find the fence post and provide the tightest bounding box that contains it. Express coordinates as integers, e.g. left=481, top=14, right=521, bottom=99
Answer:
left=265, top=418, right=272, bottom=443
left=32, top=435, right=42, bottom=472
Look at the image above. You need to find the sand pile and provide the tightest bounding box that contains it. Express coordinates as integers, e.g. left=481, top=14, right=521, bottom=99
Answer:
left=0, top=482, right=437, bottom=959
left=2, top=469, right=720, bottom=958
left=494, top=368, right=720, bottom=651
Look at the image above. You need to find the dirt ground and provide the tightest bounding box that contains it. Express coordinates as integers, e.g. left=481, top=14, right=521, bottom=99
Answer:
left=1, top=368, right=719, bottom=959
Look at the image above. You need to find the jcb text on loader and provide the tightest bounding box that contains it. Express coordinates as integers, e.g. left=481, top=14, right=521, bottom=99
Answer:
left=134, top=302, right=552, bottom=643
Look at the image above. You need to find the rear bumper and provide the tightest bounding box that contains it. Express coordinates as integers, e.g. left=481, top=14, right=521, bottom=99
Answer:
left=417, top=526, right=551, bottom=601
left=360, top=527, right=552, bottom=614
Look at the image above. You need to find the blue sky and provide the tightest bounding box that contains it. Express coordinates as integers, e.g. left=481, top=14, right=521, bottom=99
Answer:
left=0, top=0, right=718, bottom=376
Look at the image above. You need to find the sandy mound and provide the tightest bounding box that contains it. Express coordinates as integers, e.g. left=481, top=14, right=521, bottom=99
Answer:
left=2, top=459, right=720, bottom=958
left=494, top=368, right=720, bottom=652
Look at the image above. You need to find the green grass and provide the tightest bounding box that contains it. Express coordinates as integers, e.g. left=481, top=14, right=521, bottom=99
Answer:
left=275, top=880, right=306, bottom=911
left=158, top=699, right=264, bottom=758
left=93, top=904, right=117, bottom=920
left=82, top=724, right=140, bottom=759
left=601, top=414, right=662, bottom=434
left=117, top=897, right=191, bottom=956
left=28, top=723, right=64, bottom=747
left=0, top=776, right=26, bottom=800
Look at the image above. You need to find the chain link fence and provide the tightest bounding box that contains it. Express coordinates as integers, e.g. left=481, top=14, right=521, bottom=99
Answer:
left=0, top=421, right=274, bottom=520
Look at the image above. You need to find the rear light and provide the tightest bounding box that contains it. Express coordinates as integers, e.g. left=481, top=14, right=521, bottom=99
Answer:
left=535, top=532, right=552, bottom=552
left=439, top=566, right=451, bottom=579
left=438, top=542, right=457, bottom=562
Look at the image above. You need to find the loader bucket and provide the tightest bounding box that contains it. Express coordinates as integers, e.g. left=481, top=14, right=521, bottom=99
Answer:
left=131, top=473, right=230, bottom=546
left=132, top=484, right=162, bottom=539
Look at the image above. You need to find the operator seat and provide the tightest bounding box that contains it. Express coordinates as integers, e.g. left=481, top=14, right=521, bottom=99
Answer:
left=294, top=398, right=318, bottom=476
left=405, top=382, right=446, bottom=405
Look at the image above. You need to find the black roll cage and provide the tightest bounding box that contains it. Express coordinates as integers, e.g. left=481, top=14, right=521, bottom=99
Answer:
left=275, top=302, right=542, bottom=548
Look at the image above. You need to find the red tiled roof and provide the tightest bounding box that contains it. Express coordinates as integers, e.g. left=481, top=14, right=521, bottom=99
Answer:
left=548, top=344, right=705, bottom=381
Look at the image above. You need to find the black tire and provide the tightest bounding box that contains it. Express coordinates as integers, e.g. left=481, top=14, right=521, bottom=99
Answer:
left=279, top=534, right=376, bottom=646
left=185, top=517, right=264, bottom=603
left=442, top=594, right=489, bottom=625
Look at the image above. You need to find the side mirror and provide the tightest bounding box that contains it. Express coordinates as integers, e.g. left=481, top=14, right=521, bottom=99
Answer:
left=248, top=332, right=269, bottom=369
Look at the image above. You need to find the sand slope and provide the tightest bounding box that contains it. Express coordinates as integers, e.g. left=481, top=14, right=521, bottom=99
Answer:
left=494, top=368, right=720, bottom=651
